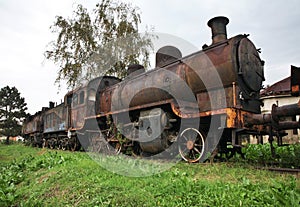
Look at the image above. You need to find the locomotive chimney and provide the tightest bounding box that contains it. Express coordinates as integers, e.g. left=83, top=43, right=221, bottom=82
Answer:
left=49, top=101, right=55, bottom=109
left=207, top=16, right=229, bottom=45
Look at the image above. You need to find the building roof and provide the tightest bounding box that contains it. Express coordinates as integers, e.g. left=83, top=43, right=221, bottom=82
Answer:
left=261, top=77, right=290, bottom=96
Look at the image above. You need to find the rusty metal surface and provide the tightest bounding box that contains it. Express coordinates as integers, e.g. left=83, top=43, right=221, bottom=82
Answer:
left=207, top=16, right=229, bottom=44
left=110, top=66, right=180, bottom=112
left=197, top=87, right=233, bottom=112
left=94, top=99, right=174, bottom=119
left=108, top=35, right=262, bottom=115
left=238, top=38, right=265, bottom=92
left=96, top=16, right=264, bottom=118
left=185, top=42, right=235, bottom=93
left=277, top=121, right=300, bottom=130
left=126, top=64, right=145, bottom=78
left=272, top=101, right=300, bottom=120
left=44, top=103, right=67, bottom=133
left=69, top=76, right=121, bottom=130
left=138, top=108, right=169, bottom=153
left=155, top=46, right=182, bottom=68
left=71, top=104, right=86, bottom=130
left=22, top=113, right=43, bottom=135
left=244, top=100, right=300, bottom=130
left=244, top=114, right=272, bottom=126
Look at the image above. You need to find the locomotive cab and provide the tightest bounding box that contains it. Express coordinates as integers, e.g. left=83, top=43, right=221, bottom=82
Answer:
left=68, top=76, right=121, bottom=130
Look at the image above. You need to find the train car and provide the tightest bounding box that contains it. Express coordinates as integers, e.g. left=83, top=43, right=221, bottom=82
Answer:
left=23, top=16, right=300, bottom=163
left=22, top=77, right=121, bottom=151
left=42, top=102, right=71, bottom=149
left=22, top=111, right=44, bottom=147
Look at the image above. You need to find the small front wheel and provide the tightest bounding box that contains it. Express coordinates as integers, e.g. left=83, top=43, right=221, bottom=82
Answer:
left=178, top=128, right=205, bottom=163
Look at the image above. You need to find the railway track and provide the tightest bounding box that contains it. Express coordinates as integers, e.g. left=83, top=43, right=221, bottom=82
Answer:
left=257, top=167, right=300, bottom=177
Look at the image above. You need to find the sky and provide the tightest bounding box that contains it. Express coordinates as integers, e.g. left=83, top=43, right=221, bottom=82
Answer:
left=1, top=0, right=300, bottom=114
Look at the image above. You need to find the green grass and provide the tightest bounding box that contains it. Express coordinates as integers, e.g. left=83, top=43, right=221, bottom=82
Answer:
left=240, top=143, right=300, bottom=168
left=0, top=142, right=41, bottom=166
left=0, top=142, right=299, bottom=206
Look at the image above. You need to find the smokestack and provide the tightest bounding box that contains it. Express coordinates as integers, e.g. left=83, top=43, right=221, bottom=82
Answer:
left=49, top=101, right=55, bottom=109
left=207, top=16, right=229, bottom=45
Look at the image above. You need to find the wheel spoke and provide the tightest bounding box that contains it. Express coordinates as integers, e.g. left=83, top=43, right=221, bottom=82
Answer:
left=182, top=135, right=189, bottom=141
left=114, top=143, right=122, bottom=154
left=193, top=147, right=200, bottom=154
left=191, top=150, right=196, bottom=159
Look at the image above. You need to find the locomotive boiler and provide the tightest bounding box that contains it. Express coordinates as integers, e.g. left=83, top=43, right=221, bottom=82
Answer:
left=110, top=17, right=263, bottom=114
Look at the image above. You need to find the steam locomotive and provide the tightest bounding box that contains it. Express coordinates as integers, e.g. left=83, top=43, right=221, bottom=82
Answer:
left=22, top=16, right=300, bottom=162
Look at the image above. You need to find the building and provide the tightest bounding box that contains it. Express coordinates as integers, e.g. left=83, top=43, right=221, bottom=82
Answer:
left=0, top=136, right=24, bottom=142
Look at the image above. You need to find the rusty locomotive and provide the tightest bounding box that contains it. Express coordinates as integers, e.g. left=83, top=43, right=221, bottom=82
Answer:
left=22, top=16, right=300, bottom=162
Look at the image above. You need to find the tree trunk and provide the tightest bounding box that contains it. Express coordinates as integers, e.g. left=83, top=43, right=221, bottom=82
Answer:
left=5, top=136, right=9, bottom=145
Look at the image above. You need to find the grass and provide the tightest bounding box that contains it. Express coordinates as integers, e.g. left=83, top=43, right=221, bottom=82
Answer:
left=240, top=143, right=300, bottom=168
left=0, top=142, right=299, bottom=206
left=0, top=142, right=40, bottom=166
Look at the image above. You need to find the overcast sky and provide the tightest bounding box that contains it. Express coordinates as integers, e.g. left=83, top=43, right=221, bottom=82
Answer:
left=1, top=0, right=300, bottom=114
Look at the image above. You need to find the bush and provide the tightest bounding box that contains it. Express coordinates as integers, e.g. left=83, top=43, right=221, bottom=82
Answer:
left=243, top=143, right=300, bottom=168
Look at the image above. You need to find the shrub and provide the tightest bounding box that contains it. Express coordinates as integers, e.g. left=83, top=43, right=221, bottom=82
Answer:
left=243, top=143, right=300, bottom=168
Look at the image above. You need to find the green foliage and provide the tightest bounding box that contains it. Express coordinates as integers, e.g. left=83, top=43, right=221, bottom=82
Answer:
left=0, top=86, right=28, bottom=142
left=0, top=144, right=299, bottom=206
left=243, top=143, right=300, bottom=168
left=45, top=0, right=153, bottom=88
left=0, top=148, right=74, bottom=206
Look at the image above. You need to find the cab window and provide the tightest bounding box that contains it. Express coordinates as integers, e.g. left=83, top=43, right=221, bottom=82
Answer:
left=72, top=93, right=78, bottom=106
left=88, top=89, right=96, bottom=101
left=79, top=91, right=85, bottom=104
left=66, top=94, right=73, bottom=105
